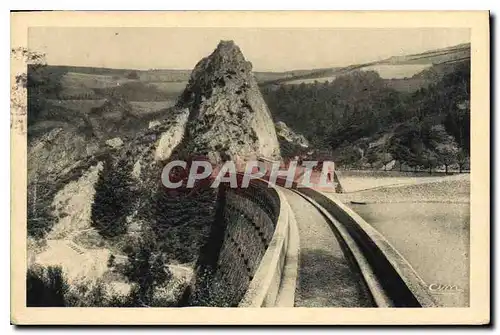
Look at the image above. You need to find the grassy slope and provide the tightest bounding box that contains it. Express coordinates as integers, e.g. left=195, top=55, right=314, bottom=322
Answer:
left=261, top=43, right=470, bottom=92
left=46, top=99, right=176, bottom=117
left=28, top=109, right=209, bottom=305
left=42, top=42, right=470, bottom=101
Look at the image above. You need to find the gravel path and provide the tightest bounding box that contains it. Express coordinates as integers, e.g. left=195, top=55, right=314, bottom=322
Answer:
left=281, top=189, right=373, bottom=307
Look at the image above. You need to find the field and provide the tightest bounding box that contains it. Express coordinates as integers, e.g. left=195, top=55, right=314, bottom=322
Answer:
left=60, top=72, right=137, bottom=89
left=360, top=64, right=432, bottom=79
left=263, top=43, right=469, bottom=93
left=283, top=76, right=337, bottom=85
left=384, top=78, right=432, bottom=93
left=327, top=172, right=470, bottom=307
left=148, top=81, right=188, bottom=96
left=47, top=99, right=176, bottom=117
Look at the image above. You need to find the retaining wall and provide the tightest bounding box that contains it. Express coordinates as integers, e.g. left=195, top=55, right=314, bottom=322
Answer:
left=189, top=179, right=298, bottom=307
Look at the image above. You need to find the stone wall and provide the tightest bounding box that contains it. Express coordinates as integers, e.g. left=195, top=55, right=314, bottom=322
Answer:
left=189, top=179, right=281, bottom=307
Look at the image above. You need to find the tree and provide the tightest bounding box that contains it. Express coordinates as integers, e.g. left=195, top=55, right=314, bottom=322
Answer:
left=91, top=157, right=136, bottom=238
left=380, top=151, right=393, bottom=171
left=389, top=122, right=424, bottom=171
left=457, top=149, right=470, bottom=173
left=390, top=141, right=415, bottom=172
left=422, top=149, right=438, bottom=175
left=64, top=278, right=111, bottom=307
left=123, top=228, right=172, bottom=306
left=366, top=150, right=378, bottom=169
left=428, top=124, right=459, bottom=174
left=335, top=146, right=362, bottom=169
left=27, top=265, right=68, bottom=307
left=436, top=142, right=459, bottom=174
left=126, top=71, right=140, bottom=80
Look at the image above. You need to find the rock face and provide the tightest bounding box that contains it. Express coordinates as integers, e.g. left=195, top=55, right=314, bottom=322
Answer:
left=176, top=40, right=281, bottom=162
left=154, top=109, right=189, bottom=161
left=105, top=137, right=124, bottom=148
left=27, top=40, right=284, bottom=307
left=275, top=121, right=309, bottom=148
left=274, top=121, right=310, bottom=159
left=87, top=97, right=139, bottom=139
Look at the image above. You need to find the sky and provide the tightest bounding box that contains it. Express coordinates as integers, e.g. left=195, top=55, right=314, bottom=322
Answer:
left=28, top=27, right=470, bottom=72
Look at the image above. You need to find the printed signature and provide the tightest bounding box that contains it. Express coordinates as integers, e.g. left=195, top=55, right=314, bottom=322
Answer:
left=428, top=283, right=464, bottom=294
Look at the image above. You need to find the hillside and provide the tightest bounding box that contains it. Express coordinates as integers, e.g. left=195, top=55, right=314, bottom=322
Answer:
left=27, top=40, right=284, bottom=308
left=29, top=42, right=470, bottom=109
left=29, top=64, right=298, bottom=103
left=261, top=45, right=470, bottom=172
left=27, top=41, right=471, bottom=175
left=262, top=42, right=470, bottom=93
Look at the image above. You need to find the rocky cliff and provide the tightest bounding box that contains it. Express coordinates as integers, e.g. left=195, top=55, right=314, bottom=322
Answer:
left=27, top=40, right=283, bottom=306
left=275, top=121, right=310, bottom=159
left=176, top=40, right=281, bottom=162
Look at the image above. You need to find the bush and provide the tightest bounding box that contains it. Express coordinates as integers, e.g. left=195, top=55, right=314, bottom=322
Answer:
left=27, top=265, right=68, bottom=307
left=27, top=264, right=134, bottom=307
left=64, top=278, right=109, bottom=307
left=188, top=268, right=235, bottom=307
left=126, top=71, right=140, bottom=80
left=122, top=227, right=173, bottom=306
left=91, top=157, right=136, bottom=238
left=27, top=181, right=56, bottom=238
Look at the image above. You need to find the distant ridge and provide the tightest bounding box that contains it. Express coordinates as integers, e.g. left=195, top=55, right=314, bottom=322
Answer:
left=260, top=42, right=471, bottom=86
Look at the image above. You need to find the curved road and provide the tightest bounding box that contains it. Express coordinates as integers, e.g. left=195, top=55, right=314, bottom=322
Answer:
left=281, top=188, right=374, bottom=307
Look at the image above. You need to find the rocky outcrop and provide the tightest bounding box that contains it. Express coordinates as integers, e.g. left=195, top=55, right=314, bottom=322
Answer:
left=176, top=40, right=281, bottom=162
left=275, top=121, right=309, bottom=148
left=154, top=109, right=189, bottom=161
left=27, top=40, right=285, bottom=307
left=105, top=137, right=123, bottom=149
left=274, top=121, right=310, bottom=159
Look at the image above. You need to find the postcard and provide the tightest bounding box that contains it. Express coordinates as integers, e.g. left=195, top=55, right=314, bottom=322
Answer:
left=10, top=10, right=490, bottom=325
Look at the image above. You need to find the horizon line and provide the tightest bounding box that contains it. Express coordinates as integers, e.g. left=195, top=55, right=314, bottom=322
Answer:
left=36, top=40, right=471, bottom=74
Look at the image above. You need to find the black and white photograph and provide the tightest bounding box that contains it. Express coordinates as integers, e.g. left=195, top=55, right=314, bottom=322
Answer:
left=10, top=11, right=490, bottom=325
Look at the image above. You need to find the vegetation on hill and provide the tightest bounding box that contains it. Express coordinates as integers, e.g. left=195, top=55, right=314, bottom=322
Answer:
left=25, top=41, right=471, bottom=308
left=262, top=70, right=405, bottom=149
left=261, top=43, right=470, bottom=87
left=26, top=64, right=63, bottom=125
left=27, top=264, right=109, bottom=307
left=26, top=261, right=171, bottom=307
left=27, top=265, right=67, bottom=307
left=121, top=227, right=173, bottom=306
left=262, top=60, right=470, bottom=172
left=90, top=156, right=137, bottom=238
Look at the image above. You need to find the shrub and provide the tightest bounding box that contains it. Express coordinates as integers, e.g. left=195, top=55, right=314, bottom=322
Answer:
left=122, top=227, right=173, bottom=306
left=27, top=265, right=68, bottom=307
left=126, top=71, right=140, bottom=80
left=91, top=157, right=136, bottom=238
